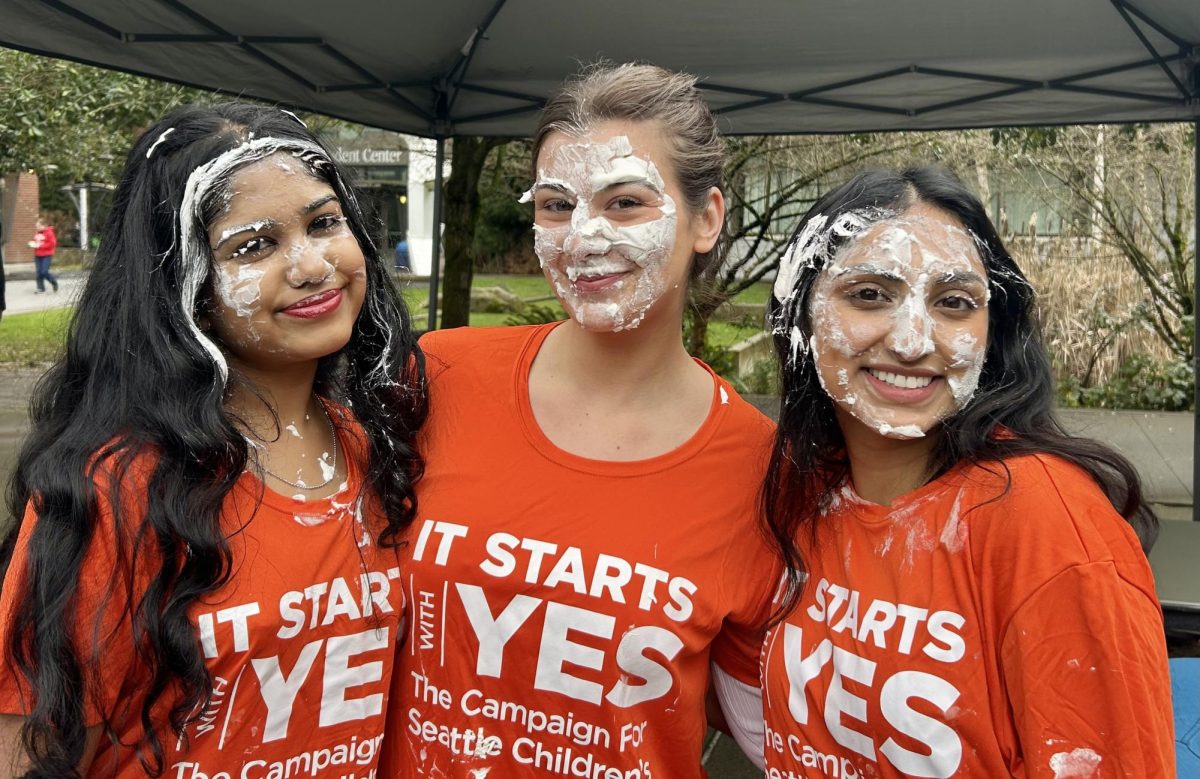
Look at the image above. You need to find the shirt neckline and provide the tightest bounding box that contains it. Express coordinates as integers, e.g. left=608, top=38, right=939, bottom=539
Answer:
left=514, top=322, right=731, bottom=477
left=238, top=403, right=362, bottom=517
left=836, top=464, right=969, bottom=526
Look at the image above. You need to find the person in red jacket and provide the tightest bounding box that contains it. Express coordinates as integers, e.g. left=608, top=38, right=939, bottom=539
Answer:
left=28, top=216, right=58, bottom=293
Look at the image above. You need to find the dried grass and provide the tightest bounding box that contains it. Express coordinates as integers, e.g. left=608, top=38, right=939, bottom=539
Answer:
left=1012, top=236, right=1175, bottom=386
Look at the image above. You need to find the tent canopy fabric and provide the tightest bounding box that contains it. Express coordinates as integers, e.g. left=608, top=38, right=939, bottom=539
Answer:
left=1, top=0, right=1197, bottom=138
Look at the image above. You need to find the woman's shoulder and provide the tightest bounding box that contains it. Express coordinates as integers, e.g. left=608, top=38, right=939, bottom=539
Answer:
left=419, top=324, right=543, bottom=361
left=418, top=324, right=546, bottom=387
left=959, top=451, right=1147, bottom=567
left=963, top=451, right=1115, bottom=506
left=87, top=438, right=161, bottom=502
left=713, top=380, right=776, bottom=445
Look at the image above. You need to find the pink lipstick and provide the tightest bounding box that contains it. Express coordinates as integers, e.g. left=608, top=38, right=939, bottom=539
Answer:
left=282, top=289, right=343, bottom=319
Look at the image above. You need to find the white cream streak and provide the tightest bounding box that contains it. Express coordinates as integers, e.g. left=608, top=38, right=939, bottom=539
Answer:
left=280, top=109, right=307, bottom=128
left=282, top=234, right=337, bottom=286
left=218, top=220, right=271, bottom=247
left=947, top=330, right=986, bottom=407
left=774, top=209, right=884, bottom=365
left=146, top=127, right=175, bottom=158
left=318, top=452, right=335, bottom=482
left=521, top=135, right=677, bottom=332
left=1049, top=748, right=1102, bottom=778
left=177, top=136, right=329, bottom=384
left=213, top=263, right=266, bottom=323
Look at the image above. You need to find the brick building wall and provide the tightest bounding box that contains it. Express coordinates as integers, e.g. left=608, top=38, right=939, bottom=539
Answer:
left=2, top=171, right=40, bottom=263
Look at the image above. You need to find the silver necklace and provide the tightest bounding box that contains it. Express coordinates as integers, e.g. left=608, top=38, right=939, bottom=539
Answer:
left=255, top=401, right=339, bottom=490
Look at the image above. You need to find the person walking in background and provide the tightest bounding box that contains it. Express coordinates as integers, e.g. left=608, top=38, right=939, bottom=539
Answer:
left=28, top=216, right=58, bottom=294
left=1, top=217, right=7, bottom=322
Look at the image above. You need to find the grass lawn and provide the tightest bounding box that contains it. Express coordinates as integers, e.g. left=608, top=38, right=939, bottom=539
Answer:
left=0, top=274, right=770, bottom=367
left=0, top=308, right=72, bottom=367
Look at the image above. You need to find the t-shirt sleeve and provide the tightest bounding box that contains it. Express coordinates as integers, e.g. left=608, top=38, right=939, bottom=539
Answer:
left=1000, top=561, right=1175, bottom=778
left=709, top=409, right=782, bottom=687
left=0, top=485, right=150, bottom=727
left=709, top=533, right=782, bottom=686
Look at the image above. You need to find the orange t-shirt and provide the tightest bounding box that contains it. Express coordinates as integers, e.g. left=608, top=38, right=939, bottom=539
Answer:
left=384, top=323, right=780, bottom=777
left=760, top=453, right=1174, bottom=778
left=0, top=412, right=403, bottom=778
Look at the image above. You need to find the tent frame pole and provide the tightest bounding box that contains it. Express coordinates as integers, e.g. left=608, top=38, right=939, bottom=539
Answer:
left=427, top=137, right=445, bottom=331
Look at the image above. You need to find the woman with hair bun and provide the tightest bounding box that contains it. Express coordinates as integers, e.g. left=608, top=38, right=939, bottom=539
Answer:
left=735, top=165, right=1174, bottom=777
left=0, top=102, right=425, bottom=778
left=383, top=63, right=779, bottom=777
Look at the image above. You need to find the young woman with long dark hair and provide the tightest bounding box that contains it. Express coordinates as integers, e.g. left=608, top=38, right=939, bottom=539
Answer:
left=741, top=165, right=1173, bottom=776
left=0, top=102, right=425, bottom=778
left=381, top=63, right=780, bottom=777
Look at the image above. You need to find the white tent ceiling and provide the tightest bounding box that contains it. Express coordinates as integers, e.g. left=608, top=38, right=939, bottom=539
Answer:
left=1, top=0, right=1197, bottom=137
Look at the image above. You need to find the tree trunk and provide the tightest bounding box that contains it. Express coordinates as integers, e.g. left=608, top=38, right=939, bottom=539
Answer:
left=440, top=136, right=503, bottom=329
left=686, top=297, right=723, bottom=357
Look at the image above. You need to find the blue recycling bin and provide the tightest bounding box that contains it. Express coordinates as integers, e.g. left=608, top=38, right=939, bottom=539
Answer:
left=1173, top=658, right=1200, bottom=776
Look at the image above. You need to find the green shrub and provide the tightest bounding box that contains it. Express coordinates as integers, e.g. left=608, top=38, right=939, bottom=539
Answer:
left=741, top=356, right=782, bottom=396
left=1058, top=353, right=1194, bottom=411
left=504, top=304, right=566, bottom=327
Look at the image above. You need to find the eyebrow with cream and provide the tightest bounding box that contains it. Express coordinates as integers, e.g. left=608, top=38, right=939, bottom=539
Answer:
left=832, top=263, right=906, bottom=283
left=936, top=270, right=988, bottom=286
left=593, top=174, right=663, bottom=195
left=215, top=220, right=278, bottom=251
left=303, top=194, right=339, bottom=214
left=532, top=181, right=576, bottom=198
left=214, top=194, right=339, bottom=251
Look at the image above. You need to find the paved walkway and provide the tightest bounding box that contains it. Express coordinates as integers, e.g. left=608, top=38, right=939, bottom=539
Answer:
left=2, top=262, right=86, bottom=316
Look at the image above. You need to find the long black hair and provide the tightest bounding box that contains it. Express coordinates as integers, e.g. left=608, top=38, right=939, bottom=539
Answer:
left=763, top=165, right=1157, bottom=611
left=1, top=102, right=426, bottom=777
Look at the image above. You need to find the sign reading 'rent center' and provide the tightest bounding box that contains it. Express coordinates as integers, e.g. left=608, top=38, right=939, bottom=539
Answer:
left=331, top=147, right=408, bottom=166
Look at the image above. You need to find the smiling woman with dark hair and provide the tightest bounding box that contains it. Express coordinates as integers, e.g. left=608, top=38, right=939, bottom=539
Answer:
left=0, top=102, right=425, bottom=778
left=720, top=165, right=1174, bottom=777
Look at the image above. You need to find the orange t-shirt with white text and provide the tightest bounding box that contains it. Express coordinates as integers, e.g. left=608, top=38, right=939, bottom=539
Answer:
left=760, top=453, right=1174, bottom=778
left=385, top=323, right=780, bottom=777
left=0, top=412, right=402, bottom=778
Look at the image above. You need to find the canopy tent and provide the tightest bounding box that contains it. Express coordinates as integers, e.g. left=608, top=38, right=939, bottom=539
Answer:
left=3, top=0, right=1196, bottom=305
left=1, top=0, right=1195, bottom=136
left=2, top=1, right=1199, bottom=536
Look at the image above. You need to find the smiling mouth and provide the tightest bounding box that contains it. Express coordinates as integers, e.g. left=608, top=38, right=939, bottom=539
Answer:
left=281, top=288, right=343, bottom=318
left=565, top=261, right=633, bottom=282
left=867, top=369, right=935, bottom=389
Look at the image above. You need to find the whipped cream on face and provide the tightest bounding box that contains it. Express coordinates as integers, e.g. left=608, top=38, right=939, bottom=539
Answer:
left=564, top=260, right=635, bottom=282
left=773, top=208, right=884, bottom=366
left=213, top=263, right=267, bottom=331
left=521, top=135, right=678, bottom=332
left=805, top=210, right=990, bottom=440
left=178, top=136, right=333, bottom=383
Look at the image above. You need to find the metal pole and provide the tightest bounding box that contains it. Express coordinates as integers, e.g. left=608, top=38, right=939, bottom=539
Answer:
left=79, top=185, right=89, bottom=250
left=1193, top=119, right=1198, bottom=520
left=427, top=137, right=446, bottom=331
